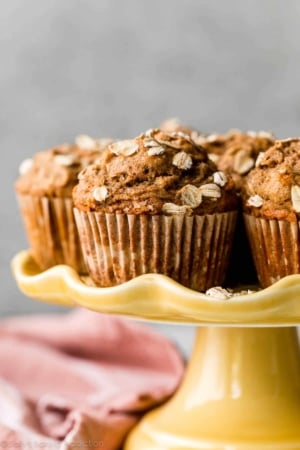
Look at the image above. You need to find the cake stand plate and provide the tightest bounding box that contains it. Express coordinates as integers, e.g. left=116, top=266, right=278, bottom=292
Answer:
left=11, top=251, right=300, bottom=450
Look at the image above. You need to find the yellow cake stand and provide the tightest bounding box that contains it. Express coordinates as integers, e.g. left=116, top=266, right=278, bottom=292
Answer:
left=12, top=250, right=300, bottom=450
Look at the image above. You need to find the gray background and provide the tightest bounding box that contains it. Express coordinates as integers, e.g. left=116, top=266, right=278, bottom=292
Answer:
left=1, top=0, right=300, bottom=356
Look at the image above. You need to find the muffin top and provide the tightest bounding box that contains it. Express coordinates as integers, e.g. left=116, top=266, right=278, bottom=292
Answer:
left=160, top=118, right=203, bottom=141
left=73, top=129, right=238, bottom=215
left=242, top=138, right=300, bottom=221
left=199, top=129, right=275, bottom=190
left=15, top=135, right=113, bottom=197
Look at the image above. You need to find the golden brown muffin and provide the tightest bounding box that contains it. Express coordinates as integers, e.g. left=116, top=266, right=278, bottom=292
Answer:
left=199, top=129, right=275, bottom=191
left=73, top=129, right=239, bottom=291
left=199, top=129, right=275, bottom=287
left=73, top=129, right=237, bottom=214
left=15, top=135, right=113, bottom=272
left=242, top=138, right=300, bottom=287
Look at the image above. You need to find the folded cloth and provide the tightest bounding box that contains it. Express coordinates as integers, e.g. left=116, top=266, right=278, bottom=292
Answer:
left=0, top=309, right=184, bottom=449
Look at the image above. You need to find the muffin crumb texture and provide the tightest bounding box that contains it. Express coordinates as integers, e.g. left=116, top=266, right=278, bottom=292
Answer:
left=73, top=129, right=238, bottom=215
left=15, top=136, right=113, bottom=197
left=199, top=129, right=275, bottom=190
left=243, top=138, right=300, bottom=221
left=205, top=286, right=257, bottom=300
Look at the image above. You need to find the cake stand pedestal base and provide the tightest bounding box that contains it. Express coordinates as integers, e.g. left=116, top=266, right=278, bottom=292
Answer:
left=125, top=326, right=300, bottom=450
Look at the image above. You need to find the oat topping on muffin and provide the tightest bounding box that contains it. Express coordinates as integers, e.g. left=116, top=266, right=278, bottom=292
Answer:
left=213, top=171, right=228, bottom=187
left=291, top=185, right=300, bottom=212
left=160, top=117, right=203, bottom=140
left=54, top=153, right=77, bottom=167
left=199, top=129, right=275, bottom=190
left=108, top=140, right=139, bottom=156
left=75, top=134, right=113, bottom=150
left=179, top=184, right=203, bottom=208
left=243, top=138, right=300, bottom=221
left=172, top=151, right=193, bottom=170
left=93, top=186, right=109, bottom=202
left=161, top=203, right=193, bottom=215
left=18, top=158, right=33, bottom=175
left=205, top=286, right=256, bottom=299
left=73, top=129, right=238, bottom=215
left=15, top=136, right=113, bottom=197
left=247, top=194, right=264, bottom=208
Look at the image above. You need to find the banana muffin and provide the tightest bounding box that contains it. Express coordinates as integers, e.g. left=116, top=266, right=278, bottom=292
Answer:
left=196, top=129, right=274, bottom=286
left=242, top=138, right=300, bottom=287
left=73, top=129, right=239, bottom=290
left=15, top=135, right=113, bottom=272
left=199, top=129, right=275, bottom=191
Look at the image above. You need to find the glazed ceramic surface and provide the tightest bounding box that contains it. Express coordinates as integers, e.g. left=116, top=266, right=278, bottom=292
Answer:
left=11, top=250, right=300, bottom=449
left=126, top=327, right=300, bottom=450
left=11, top=250, right=300, bottom=325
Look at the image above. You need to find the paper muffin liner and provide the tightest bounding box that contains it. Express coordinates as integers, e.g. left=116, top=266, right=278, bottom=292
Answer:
left=243, top=214, right=300, bottom=288
left=17, top=195, right=86, bottom=273
left=74, top=209, right=237, bottom=291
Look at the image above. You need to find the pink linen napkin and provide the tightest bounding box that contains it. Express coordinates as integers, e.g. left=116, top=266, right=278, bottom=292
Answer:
left=0, top=309, right=184, bottom=449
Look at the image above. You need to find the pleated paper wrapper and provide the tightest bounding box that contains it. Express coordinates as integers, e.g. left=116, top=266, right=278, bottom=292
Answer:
left=74, top=209, right=237, bottom=291
left=244, top=214, right=300, bottom=288
left=17, top=195, right=86, bottom=273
